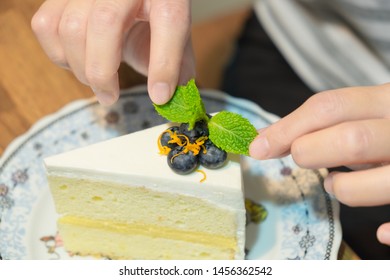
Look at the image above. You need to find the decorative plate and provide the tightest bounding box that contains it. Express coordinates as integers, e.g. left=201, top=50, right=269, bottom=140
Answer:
left=0, top=86, right=341, bottom=260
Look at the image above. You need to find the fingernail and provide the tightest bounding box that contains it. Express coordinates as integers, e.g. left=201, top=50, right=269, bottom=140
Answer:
left=92, top=88, right=115, bottom=106
left=324, top=173, right=334, bottom=194
left=378, top=224, right=390, bottom=245
left=151, top=82, right=171, bottom=105
left=249, top=135, right=270, bottom=159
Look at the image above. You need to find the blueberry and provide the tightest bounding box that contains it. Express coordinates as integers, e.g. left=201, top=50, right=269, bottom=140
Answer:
left=179, top=120, right=209, bottom=143
left=167, top=146, right=199, bottom=174
left=160, top=126, right=180, bottom=149
left=199, top=139, right=227, bottom=169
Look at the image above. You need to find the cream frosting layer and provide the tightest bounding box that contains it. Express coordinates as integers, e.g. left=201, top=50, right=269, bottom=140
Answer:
left=59, top=216, right=237, bottom=249
left=59, top=220, right=236, bottom=259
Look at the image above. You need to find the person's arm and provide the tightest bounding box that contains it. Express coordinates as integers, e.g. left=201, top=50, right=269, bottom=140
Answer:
left=31, top=0, right=194, bottom=105
left=249, top=83, right=390, bottom=246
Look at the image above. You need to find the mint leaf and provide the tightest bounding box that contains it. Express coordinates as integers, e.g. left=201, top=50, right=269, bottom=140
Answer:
left=154, top=79, right=207, bottom=129
left=153, top=79, right=258, bottom=156
left=208, top=111, right=258, bottom=155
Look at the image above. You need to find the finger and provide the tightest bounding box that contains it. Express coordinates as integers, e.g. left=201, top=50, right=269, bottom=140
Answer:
left=148, top=0, right=192, bottom=104
left=86, top=0, right=141, bottom=105
left=324, top=166, right=390, bottom=207
left=58, top=0, right=95, bottom=85
left=290, top=119, right=390, bottom=169
left=177, top=39, right=196, bottom=85
left=122, top=21, right=151, bottom=76
left=377, top=222, right=390, bottom=246
left=31, top=0, right=70, bottom=68
left=123, top=20, right=196, bottom=82
left=250, top=84, right=390, bottom=159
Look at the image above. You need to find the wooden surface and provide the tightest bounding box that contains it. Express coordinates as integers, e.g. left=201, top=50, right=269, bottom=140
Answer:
left=0, top=0, right=358, bottom=260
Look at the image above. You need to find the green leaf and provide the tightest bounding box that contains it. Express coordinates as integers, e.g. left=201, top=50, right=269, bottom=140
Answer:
left=208, top=111, right=258, bottom=155
left=153, top=79, right=207, bottom=129
left=153, top=79, right=258, bottom=156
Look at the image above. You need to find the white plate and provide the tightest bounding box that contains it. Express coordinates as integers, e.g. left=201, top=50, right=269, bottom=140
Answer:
left=0, top=86, right=341, bottom=260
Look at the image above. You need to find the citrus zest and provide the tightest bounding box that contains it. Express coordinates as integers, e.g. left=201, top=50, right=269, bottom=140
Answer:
left=170, top=151, right=184, bottom=164
left=182, top=136, right=208, bottom=156
left=158, top=129, right=186, bottom=155
left=168, top=131, right=185, bottom=146
left=196, top=169, right=207, bottom=183
left=157, top=131, right=171, bottom=155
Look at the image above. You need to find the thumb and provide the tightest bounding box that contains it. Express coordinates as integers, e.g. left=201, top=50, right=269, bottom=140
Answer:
left=147, top=0, right=192, bottom=105
left=377, top=222, right=390, bottom=246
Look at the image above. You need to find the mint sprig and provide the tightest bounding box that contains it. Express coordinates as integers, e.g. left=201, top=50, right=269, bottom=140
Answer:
left=208, top=111, right=258, bottom=156
left=153, top=79, right=258, bottom=155
left=154, top=79, right=207, bottom=129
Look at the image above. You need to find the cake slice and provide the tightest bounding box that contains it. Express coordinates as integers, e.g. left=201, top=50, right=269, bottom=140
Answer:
left=44, top=122, right=246, bottom=260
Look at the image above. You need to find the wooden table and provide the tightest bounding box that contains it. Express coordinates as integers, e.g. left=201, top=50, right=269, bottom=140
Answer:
left=0, top=0, right=358, bottom=260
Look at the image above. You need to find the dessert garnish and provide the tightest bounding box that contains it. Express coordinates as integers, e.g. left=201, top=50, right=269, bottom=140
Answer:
left=154, top=79, right=258, bottom=175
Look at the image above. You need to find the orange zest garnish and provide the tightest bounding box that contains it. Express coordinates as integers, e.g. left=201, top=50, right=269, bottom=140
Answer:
left=181, top=135, right=208, bottom=156
left=158, top=129, right=209, bottom=157
left=169, top=131, right=186, bottom=146
left=196, top=169, right=207, bottom=183
left=157, top=130, right=171, bottom=155
left=170, top=150, right=184, bottom=163
left=158, top=129, right=186, bottom=155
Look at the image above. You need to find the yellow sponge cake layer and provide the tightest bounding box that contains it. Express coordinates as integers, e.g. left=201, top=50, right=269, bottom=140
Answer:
left=49, top=176, right=239, bottom=237
left=58, top=216, right=237, bottom=259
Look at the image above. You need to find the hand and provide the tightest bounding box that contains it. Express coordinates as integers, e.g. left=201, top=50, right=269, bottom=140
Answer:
left=31, top=0, right=195, bottom=105
left=249, top=83, right=390, bottom=246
